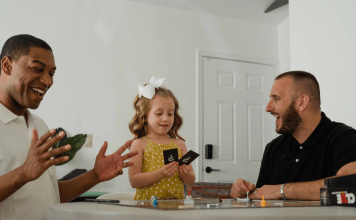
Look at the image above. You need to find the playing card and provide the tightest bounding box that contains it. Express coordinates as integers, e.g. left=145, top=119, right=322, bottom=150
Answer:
left=178, top=150, right=199, bottom=165
left=163, top=148, right=179, bottom=165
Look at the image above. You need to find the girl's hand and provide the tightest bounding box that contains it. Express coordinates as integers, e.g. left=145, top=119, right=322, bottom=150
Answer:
left=178, top=164, right=191, bottom=174
left=161, top=162, right=178, bottom=177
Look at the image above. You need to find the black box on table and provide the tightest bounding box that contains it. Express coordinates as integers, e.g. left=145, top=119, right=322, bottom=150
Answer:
left=320, top=173, right=356, bottom=206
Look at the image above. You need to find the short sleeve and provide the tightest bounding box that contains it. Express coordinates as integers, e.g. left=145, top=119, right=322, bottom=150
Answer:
left=331, top=129, right=356, bottom=174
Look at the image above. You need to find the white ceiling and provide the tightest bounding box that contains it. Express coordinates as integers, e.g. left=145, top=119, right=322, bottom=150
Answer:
left=125, top=0, right=289, bottom=26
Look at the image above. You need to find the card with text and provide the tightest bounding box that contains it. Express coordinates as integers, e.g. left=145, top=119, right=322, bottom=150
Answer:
left=163, top=148, right=179, bottom=165
left=178, top=150, right=199, bottom=165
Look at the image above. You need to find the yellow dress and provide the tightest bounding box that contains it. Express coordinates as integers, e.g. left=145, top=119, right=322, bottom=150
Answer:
left=134, top=138, right=184, bottom=200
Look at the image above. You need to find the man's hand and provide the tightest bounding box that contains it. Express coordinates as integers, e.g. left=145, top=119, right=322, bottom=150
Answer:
left=230, top=178, right=256, bottom=198
left=93, top=140, right=138, bottom=182
left=248, top=185, right=281, bottom=200
left=21, top=129, right=71, bottom=182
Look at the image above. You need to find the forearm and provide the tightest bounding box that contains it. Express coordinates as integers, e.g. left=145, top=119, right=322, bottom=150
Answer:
left=267, top=163, right=356, bottom=201
left=58, top=169, right=100, bottom=203
left=130, top=170, right=165, bottom=188
left=284, top=179, right=324, bottom=201
left=179, top=172, right=195, bottom=187
left=0, top=167, right=29, bottom=203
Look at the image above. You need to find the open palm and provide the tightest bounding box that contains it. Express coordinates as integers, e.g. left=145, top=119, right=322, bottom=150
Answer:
left=94, top=140, right=138, bottom=182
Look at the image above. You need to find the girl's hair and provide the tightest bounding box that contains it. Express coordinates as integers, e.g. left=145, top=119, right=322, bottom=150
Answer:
left=129, top=87, right=185, bottom=141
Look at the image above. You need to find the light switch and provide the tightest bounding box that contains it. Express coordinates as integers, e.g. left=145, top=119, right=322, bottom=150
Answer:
left=84, top=134, right=92, bottom=147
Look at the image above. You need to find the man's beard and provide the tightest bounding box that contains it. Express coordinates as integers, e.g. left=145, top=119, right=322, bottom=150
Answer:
left=276, top=100, right=302, bottom=134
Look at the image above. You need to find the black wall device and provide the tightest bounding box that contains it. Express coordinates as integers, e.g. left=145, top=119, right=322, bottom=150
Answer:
left=205, top=144, right=213, bottom=159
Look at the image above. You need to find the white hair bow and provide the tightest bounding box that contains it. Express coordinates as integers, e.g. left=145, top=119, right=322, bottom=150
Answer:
left=138, top=76, right=168, bottom=99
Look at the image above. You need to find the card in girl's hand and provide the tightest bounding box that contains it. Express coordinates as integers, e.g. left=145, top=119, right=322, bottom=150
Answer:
left=163, top=148, right=179, bottom=165
left=178, top=150, right=199, bottom=165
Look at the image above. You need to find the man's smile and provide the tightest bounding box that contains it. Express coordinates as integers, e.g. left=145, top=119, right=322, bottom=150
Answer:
left=31, top=87, right=46, bottom=98
left=271, top=113, right=281, bottom=124
left=31, top=87, right=46, bottom=96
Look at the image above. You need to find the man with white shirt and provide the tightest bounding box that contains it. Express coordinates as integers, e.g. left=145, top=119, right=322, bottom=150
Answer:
left=0, top=34, right=138, bottom=220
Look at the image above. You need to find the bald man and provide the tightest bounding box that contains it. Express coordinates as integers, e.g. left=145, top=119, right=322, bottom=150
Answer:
left=231, top=71, right=356, bottom=201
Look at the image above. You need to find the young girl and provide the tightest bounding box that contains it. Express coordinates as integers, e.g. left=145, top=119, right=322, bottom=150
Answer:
left=128, top=77, right=195, bottom=200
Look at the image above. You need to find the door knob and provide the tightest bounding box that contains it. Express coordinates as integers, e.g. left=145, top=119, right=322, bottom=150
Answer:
left=206, top=166, right=220, bottom=173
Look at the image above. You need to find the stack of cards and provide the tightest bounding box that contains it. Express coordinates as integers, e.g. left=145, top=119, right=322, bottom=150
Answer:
left=163, top=149, right=199, bottom=165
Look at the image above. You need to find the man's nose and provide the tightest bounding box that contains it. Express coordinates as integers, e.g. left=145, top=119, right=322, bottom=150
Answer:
left=40, top=73, right=53, bottom=87
left=266, top=100, right=273, bottom=112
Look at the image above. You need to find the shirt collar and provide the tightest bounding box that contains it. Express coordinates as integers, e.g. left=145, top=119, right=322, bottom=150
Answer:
left=0, top=102, right=18, bottom=124
left=302, top=112, right=331, bottom=148
left=0, top=102, right=35, bottom=125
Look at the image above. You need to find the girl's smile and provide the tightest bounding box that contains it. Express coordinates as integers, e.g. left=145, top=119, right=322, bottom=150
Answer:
left=159, top=124, right=170, bottom=129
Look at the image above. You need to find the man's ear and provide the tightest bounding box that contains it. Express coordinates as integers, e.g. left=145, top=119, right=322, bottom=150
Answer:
left=1, top=56, right=13, bottom=75
left=297, top=94, right=310, bottom=112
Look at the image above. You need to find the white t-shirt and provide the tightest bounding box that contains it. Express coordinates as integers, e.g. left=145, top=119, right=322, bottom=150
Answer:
left=0, top=103, right=60, bottom=220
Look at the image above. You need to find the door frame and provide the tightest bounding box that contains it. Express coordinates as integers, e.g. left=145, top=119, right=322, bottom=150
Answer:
left=196, top=49, right=279, bottom=182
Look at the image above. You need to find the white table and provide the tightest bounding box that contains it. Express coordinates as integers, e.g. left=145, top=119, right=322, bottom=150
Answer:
left=47, top=202, right=356, bottom=220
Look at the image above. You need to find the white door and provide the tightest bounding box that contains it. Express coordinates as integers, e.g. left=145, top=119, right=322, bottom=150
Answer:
left=202, top=57, right=276, bottom=183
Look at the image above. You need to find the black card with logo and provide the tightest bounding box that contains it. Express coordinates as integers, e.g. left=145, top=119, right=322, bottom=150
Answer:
left=178, top=150, right=199, bottom=165
left=163, top=148, right=179, bottom=165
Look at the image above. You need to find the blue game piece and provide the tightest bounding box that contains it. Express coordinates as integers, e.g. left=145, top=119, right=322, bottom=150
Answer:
left=151, top=196, right=158, bottom=207
left=153, top=200, right=158, bottom=206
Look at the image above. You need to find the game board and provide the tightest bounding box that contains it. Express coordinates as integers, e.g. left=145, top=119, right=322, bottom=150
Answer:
left=103, top=198, right=320, bottom=210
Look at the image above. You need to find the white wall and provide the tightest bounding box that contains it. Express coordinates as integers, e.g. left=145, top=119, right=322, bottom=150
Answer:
left=0, top=0, right=278, bottom=192
left=289, top=0, right=356, bottom=127
left=278, top=17, right=291, bottom=74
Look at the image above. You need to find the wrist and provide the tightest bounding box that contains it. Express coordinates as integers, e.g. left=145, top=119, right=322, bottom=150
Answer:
left=280, top=183, right=287, bottom=200
left=89, top=169, right=101, bottom=184
left=17, top=165, right=33, bottom=183
left=159, top=168, right=168, bottom=179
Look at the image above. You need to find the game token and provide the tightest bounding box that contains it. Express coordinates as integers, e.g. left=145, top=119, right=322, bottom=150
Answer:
left=261, top=196, right=266, bottom=207
left=153, top=201, right=158, bottom=207
left=151, top=196, right=158, bottom=207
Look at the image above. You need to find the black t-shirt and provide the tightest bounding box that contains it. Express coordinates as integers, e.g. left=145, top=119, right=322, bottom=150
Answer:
left=256, top=112, right=356, bottom=188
